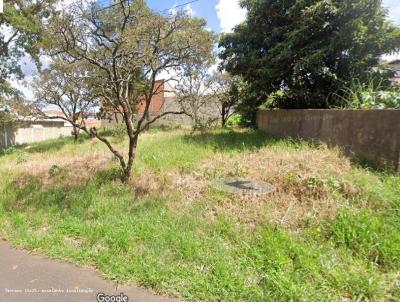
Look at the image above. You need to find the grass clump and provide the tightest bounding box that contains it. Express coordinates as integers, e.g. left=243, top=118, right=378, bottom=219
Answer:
left=328, top=209, right=400, bottom=270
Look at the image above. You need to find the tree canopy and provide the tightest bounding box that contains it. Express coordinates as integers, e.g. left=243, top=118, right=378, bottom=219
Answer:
left=42, top=0, right=213, bottom=181
left=0, top=0, right=56, bottom=95
left=219, top=0, right=400, bottom=110
left=0, top=0, right=56, bottom=123
left=33, top=59, right=98, bottom=141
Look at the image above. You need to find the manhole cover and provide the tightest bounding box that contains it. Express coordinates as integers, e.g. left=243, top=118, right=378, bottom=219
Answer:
left=210, top=178, right=276, bottom=196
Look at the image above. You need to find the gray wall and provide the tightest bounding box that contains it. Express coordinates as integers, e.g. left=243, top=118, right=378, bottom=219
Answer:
left=0, top=125, right=73, bottom=149
left=257, top=110, right=400, bottom=172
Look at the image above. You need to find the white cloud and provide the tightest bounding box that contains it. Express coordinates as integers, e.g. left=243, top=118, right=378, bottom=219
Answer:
left=215, top=0, right=246, bottom=33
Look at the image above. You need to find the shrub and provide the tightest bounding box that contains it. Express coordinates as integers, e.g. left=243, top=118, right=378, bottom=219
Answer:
left=110, top=124, right=127, bottom=140
left=16, top=152, right=30, bottom=164
left=340, top=78, right=400, bottom=109
left=49, top=165, right=62, bottom=176
left=226, top=114, right=243, bottom=127
left=1, top=146, right=16, bottom=155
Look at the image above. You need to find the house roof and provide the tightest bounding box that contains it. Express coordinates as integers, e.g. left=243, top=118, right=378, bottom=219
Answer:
left=42, top=110, right=66, bottom=118
left=18, top=115, right=66, bottom=123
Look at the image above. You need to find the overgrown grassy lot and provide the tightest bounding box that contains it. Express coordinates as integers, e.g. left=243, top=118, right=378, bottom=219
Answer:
left=0, top=128, right=399, bottom=301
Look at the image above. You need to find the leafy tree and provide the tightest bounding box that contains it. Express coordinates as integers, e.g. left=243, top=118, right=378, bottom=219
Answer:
left=176, top=64, right=239, bottom=130
left=219, top=0, right=400, bottom=112
left=0, top=0, right=56, bottom=121
left=225, top=77, right=259, bottom=126
left=176, top=67, right=217, bottom=132
left=209, top=72, right=238, bottom=127
left=33, top=59, right=98, bottom=141
left=43, top=0, right=213, bottom=181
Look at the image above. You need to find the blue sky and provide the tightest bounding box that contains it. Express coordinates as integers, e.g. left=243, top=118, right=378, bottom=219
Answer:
left=96, top=0, right=400, bottom=33
left=95, top=0, right=247, bottom=33
left=146, top=0, right=400, bottom=32
left=147, top=0, right=221, bottom=31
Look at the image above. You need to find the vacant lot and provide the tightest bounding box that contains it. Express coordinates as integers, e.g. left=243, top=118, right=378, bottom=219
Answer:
left=0, top=128, right=399, bottom=301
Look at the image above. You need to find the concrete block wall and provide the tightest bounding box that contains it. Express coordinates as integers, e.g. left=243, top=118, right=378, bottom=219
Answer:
left=0, top=126, right=73, bottom=148
left=257, top=110, right=400, bottom=172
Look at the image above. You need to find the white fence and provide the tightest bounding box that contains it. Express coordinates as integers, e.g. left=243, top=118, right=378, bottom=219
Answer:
left=1, top=126, right=73, bottom=148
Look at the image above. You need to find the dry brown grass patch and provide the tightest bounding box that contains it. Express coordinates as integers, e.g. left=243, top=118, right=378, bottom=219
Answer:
left=175, top=145, right=359, bottom=229
left=12, top=151, right=112, bottom=188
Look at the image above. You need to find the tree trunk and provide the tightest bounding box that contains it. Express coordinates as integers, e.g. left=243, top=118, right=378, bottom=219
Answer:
left=73, top=126, right=80, bottom=142
left=121, top=135, right=138, bottom=182
left=221, top=105, right=227, bottom=127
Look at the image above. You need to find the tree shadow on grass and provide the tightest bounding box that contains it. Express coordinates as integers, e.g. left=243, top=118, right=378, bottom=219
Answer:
left=349, top=155, right=399, bottom=175
left=183, top=129, right=282, bottom=152
left=2, top=177, right=69, bottom=213
left=23, top=135, right=89, bottom=154
left=0, top=136, right=88, bottom=157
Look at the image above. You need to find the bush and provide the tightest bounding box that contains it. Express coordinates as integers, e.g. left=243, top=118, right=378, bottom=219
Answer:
left=259, top=90, right=285, bottom=109
left=341, top=78, right=400, bottom=109
left=110, top=124, right=127, bottom=140
left=49, top=165, right=62, bottom=176
left=226, top=114, right=243, bottom=127
left=1, top=146, right=16, bottom=155
left=16, top=152, right=30, bottom=164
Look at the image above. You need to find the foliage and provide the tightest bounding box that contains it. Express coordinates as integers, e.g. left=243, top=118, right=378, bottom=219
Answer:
left=110, top=124, right=127, bottom=141
left=176, top=67, right=240, bottom=130
left=0, top=0, right=56, bottom=100
left=219, top=0, right=400, bottom=111
left=1, top=146, right=16, bottom=155
left=226, top=113, right=242, bottom=127
left=258, top=90, right=285, bottom=110
left=33, top=59, right=99, bottom=141
left=340, top=78, right=400, bottom=109
left=43, top=0, right=213, bottom=181
left=210, top=72, right=239, bottom=127
left=16, top=151, right=30, bottom=164
left=226, top=78, right=259, bottom=126
left=49, top=164, right=62, bottom=176
left=176, top=65, right=219, bottom=132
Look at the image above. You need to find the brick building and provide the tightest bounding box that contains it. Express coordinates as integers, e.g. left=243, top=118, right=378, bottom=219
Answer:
left=101, top=79, right=192, bottom=127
